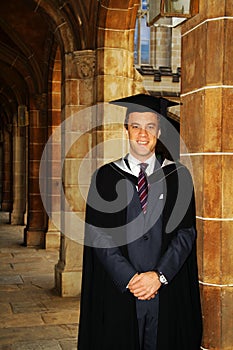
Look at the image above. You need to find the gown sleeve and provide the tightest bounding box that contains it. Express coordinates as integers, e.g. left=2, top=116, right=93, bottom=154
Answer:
left=156, top=164, right=197, bottom=282
left=85, top=166, right=137, bottom=292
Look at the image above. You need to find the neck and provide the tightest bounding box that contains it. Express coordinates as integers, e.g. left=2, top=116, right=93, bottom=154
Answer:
left=129, top=152, right=155, bottom=163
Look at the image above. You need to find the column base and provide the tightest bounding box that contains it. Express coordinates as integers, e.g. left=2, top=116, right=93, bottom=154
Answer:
left=0, top=212, right=10, bottom=223
left=45, top=230, right=61, bottom=249
left=24, top=228, right=45, bottom=248
left=55, top=262, right=82, bottom=297
left=10, top=211, right=25, bottom=225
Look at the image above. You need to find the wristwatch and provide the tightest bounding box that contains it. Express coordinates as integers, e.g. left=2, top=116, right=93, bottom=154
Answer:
left=156, top=271, right=168, bottom=285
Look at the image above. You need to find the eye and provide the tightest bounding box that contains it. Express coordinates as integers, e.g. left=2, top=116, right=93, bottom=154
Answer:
left=146, top=124, right=157, bottom=131
left=131, top=124, right=139, bottom=129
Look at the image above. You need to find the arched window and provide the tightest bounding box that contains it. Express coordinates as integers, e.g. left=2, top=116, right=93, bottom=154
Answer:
left=134, top=0, right=151, bottom=66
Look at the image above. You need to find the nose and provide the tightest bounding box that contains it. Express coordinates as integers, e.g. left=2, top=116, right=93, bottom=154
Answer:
left=138, top=127, right=148, bottom=136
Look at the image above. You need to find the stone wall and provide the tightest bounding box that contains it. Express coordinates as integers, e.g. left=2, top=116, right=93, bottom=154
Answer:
left=181, top=1, right=233, bottom=348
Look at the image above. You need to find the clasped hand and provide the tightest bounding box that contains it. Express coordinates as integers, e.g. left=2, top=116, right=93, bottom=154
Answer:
left=128, top=271, right=161, bottom=300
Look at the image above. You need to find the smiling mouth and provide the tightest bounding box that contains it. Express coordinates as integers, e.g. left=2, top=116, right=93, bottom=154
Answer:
left=137, top=140, right=148, bottom=145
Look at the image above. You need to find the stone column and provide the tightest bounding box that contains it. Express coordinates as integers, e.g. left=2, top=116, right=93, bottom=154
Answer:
left=181, top=2, right=233, bottom=349
left=0, top=133, right=3, bottom=208
left=55, top=50, right=95, bottom=296
left=154, top=25, right=172, bottom=69
left=96, top=2, right=144, bottom=102
left=45, top=51, right=62, bottom=249
left=171, top=26, right=181, bottom=73
left=1, top=126, right=13, bottom=212
left=24, top=95, right=47, bottom=247
left=10, top=116, right=26, bottom=225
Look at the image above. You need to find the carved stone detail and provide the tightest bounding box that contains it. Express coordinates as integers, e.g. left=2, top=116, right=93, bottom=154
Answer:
left=34, top=93, right=47, bottom=110
left=73, top=50, right=96, bottom=79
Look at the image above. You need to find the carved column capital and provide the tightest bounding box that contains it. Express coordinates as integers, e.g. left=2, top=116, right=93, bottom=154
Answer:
left=73, top=50, right=96, bottom=79
left=34, top=93, right=47, bottom=111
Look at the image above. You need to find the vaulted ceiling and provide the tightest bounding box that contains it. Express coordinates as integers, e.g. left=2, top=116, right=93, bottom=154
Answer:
left=0, top=0, right=98, bottom=127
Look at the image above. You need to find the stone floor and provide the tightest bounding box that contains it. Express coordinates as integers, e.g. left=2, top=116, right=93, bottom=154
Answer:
left=0, top=212, right=79, bottom=350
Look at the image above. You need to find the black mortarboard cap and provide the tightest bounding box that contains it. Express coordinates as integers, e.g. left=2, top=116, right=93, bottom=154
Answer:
left=109, top=93, right=178, bottom=117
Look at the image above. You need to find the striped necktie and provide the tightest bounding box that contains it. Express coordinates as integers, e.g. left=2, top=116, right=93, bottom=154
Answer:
left=138, top=163, right=149, bottom=213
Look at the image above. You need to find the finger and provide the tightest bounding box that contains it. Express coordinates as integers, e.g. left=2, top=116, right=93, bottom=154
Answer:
left=128, top=275, right=142, bottom=287
left=128, top=281, right=144, bottom=292
left=135, top=288, right=158, bottom=299
left=129, top=284, right=146, bottom=293
left=137, top=292, right=155, bottom=300
left=145, top=294, right=155, bottom=300
left=127, top=273, right=139, bottom=287
left=147, top=292, right=158, bottom=300
left=133, top=288, right=153, bottom=298
left=131, top=287, right=148, bottom=296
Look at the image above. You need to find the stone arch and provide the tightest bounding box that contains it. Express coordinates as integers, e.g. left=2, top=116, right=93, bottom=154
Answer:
left=32, top=0, right=74, bottom=53
left=96, top=0, right=143, bottom=101
left=0, top=18, right=43, bottom=96
left=97, top=0, right=139, bottom=31
left=32, top=0, right=98, bottom=53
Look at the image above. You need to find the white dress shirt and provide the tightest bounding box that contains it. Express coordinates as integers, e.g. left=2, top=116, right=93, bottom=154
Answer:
left=127, top=153, right=156, bottom=177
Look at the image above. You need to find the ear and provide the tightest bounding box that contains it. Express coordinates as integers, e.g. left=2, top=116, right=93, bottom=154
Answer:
left=157, top=129, right=161, bottom=138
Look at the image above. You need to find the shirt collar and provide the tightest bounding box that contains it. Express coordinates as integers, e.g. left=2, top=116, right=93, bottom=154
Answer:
left=127, top=153, right=156, bottom=177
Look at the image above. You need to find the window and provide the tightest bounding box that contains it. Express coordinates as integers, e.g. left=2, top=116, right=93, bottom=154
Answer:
left=142, top=0, right=147, bottom=10
left=134, top=0, right=151, bottom=66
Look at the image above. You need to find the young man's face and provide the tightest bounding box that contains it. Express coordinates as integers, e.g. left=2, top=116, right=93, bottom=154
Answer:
left=126, top=111, right=160, bottom=162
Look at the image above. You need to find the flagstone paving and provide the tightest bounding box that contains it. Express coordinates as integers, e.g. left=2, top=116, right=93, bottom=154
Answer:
left=0, top=212, right=79, bottom=350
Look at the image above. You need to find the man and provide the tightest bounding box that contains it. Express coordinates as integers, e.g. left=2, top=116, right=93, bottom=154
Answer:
left=78, top=94, right=202, bottom=350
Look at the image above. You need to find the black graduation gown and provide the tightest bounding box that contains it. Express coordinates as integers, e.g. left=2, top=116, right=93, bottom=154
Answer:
left=77, top=160, right=202, bottom=350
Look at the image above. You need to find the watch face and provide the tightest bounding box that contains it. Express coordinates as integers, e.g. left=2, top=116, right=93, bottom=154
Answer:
left=159, top=274, right=166, bottom=284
